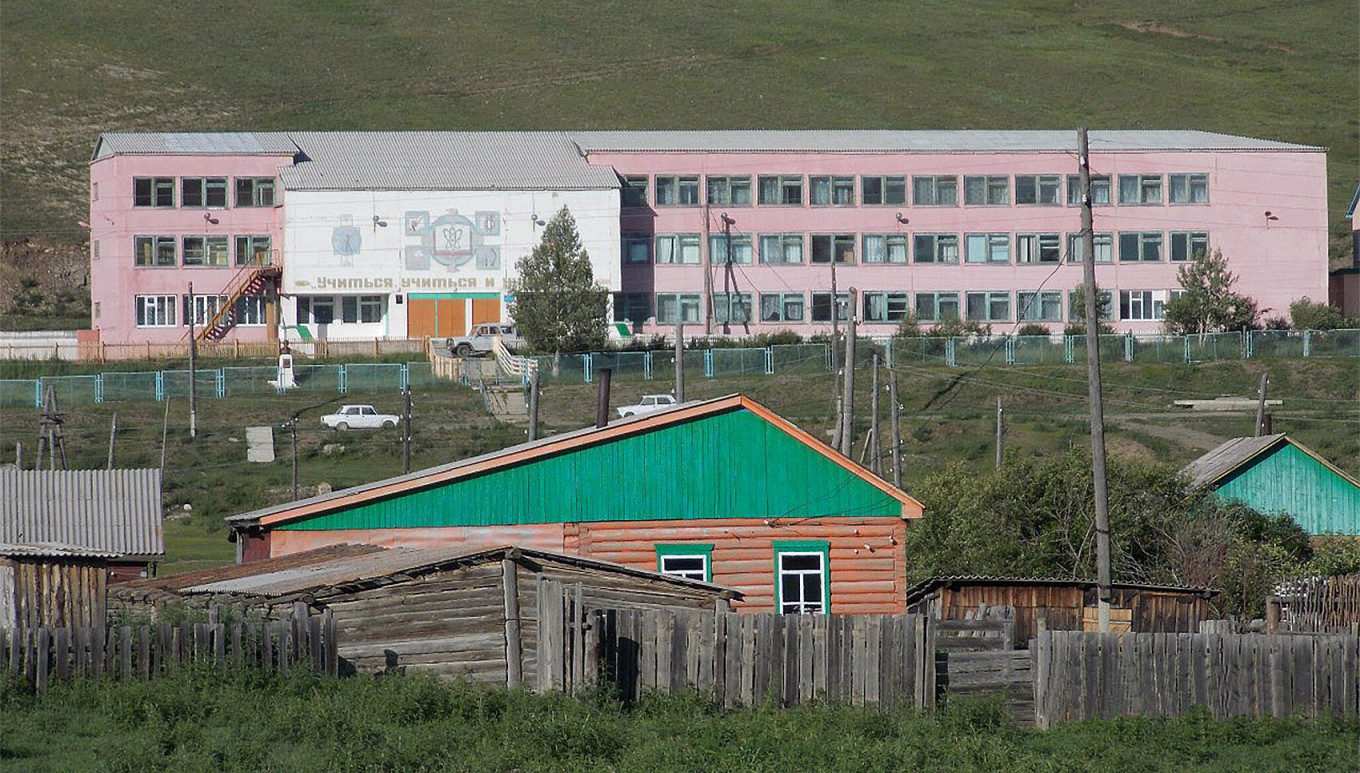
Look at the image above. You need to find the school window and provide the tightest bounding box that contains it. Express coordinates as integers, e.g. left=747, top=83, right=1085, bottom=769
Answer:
left=622, top=234, right=651, bottom=264
left=862, top=234, right=908, bottom=264
left=1170, top=231, right=1209, bottom=262
left=297, top=296, right=335, bottom=325
left=965, top=291, right=1011, bottom=322
left=861, top=175, right=907, bottom=205
left=758, top=175, right=804, bottom=205
left=1168, top=174, right=1209, bottom=204
left=182, top=236, right=229, bottom=267
left=341, top=297, right=359, bottom=323
left=655, top=293, right=702, bottom=324
left=655, top=175, right=700, bottom=206
left=342, top=296, right=380, bottom=324
left=1015, top=175, right=1062, bottom=205
left=965, top=233, right=1010, bottom=265
left=862, top=292, right=911, bottom=323
left=912, top=175, right=958, bottom=206
left=964, top=175, right=1009, bottom=205
left=710, top=234, right=753, bottom=264
left=706, top=176, right=752, bottom=206
left=760, top=293, right=805, bottom=323
left=134, top=295, right=177, bottom=327
left=181, top=177, right=228, bottom=208
left=92, top=241, right=100, bottom=260
left=134, top=236, right=177, bottom=267
left=655, top=544, right=713, bottom=583
left=235, top=177, right=276, bottom=207
left=774, top=541, right=830, bottom=615
left=810, top=234, right=855, bottom=265
left=1119, top=232, right=1164, bottom=262
left=759, top=234, right=804, bottom=264
left=233, top=235, right=272, bottom=267
left=810, top=292, right=850, bottom=323
left=183, top=294, right=229, bottom=327
left=914, top=234, right=959, bottom=264
left=712, top=293, right=753, bottom=324
left=915, top=292, right=960, bottom=323
left=622, top=175, right=649, bottom=207
left=1067, top=175, right=1112, bottom=206
left=1067, top=233, right=1114, bottom=264
left=809, top=176, right=855, bottom=206
left=614, top=293, right=651, bottom=323
left=91, top=182, right=99, bottom=201
left=133, top=177, right=174, bottom=208
left=1017, top=291, right=1063, bottom=322
left=1016, top=233, right=1061, bottom=264
left=1118, top=174, right=1162, bottom=205
left=235, top=295, right=268, bottom=326
left=655, top=234, right=701, bottom=264
left=1120, top=290, right=1168, bottom=321
left=1068, top=289, right=1116, bottom=322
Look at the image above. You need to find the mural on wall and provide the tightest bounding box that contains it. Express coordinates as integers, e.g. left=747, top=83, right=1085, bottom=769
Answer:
left=403, top=209, right=501, bottom=273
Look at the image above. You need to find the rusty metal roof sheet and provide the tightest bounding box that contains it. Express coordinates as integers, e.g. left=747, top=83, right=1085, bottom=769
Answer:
left=0, top=469, right=163, bottom=558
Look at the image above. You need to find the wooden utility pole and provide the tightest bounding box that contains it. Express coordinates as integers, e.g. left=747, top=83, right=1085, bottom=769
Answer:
left=674, top=322, right=685, bottom=402
left=402, top=387, right=412, bottom=474
left=830, top=261, right=841, bottom=445
left=1254, top=372, right=1269, bottom=437
left=159, top=398, right=170, bottom=475
left=839, top=288, right=858, bottom=457
left=35, top=385, right=67, bottom=471
left=14, top=443, right=22, bottom=470
left=528, top=367, right=541, bottom=441
left=595, top=368, right=612, bottom=428
left=1079, top=127, right=1113, bottom=632
left=888, top=370, right=902, bottom=488
left=702, top=204, right=714, bottom=335
left=287, top=418, right=299, bottom=500
left=107, top=412, right=119, bottom=469
left=187, top=282, right=198, bottom=439
left=995, top=397, right=1004, bottom=469
left=869, top=353, right=881, bottom=474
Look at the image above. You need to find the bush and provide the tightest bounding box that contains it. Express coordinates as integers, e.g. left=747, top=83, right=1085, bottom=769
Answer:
left=1015, top=323, right=1052, bottom=338
left=1288, top=297, right=1349, bottom=331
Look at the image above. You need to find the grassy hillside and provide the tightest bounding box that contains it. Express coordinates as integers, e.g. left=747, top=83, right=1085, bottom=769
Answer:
left=1, top=0, right=1356, bottom=258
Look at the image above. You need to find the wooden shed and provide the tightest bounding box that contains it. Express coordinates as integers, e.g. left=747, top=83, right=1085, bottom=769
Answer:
left=113, top=544, right=741, bottom=686
left=904, top=576, right=1222, bottom=648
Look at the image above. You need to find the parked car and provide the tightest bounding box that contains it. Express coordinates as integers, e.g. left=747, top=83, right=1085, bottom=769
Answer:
left=321, top=405, right=400, bottom=431
left=446, top=324, right=523, bottom=357
left=616, top=394, right=678, bottom=418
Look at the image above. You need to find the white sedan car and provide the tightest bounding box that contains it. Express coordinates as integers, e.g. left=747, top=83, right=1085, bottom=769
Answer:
left=321, top=405, right=400, bottom=431
left=616, top=394, right=678, bottom=418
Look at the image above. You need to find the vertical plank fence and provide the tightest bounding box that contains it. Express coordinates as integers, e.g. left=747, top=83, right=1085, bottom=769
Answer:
left=1272, top=575, right=1360, bottom=633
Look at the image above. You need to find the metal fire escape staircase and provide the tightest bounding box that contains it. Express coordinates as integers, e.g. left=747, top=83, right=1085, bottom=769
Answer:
left=194, top=255, right=282, bottom=343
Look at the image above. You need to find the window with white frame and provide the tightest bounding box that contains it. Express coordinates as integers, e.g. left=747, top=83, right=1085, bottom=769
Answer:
left=614, top=293, right=651, bottom=323
left=1015, top=174, right=1062, bottom=205
left=912, top=175, right=958, bottom=206
left=760, top=293, right=805, bottom=323
left=810, top=292, right=850, bottom=323
left=710, top=234, right=753, bottom=264
left=655, top=175, right=700, bottom=206
left=758, top=175, right=803, bottom=205
left=181, top=177, right=228, bottom=208
left=1119, top=232, right=1164, bottom=262
left=964, top=175, right=1009, bottom=205
left=622, top=234, right=651, bottom=264
left=775, top=541, right=829, bottom=615
left=235, top=235, right=272, bottom=266
left=135, top=295, right=177, bottom=327
left=1120, top=290, right=1168, bottom=321
left=1067, top=233, right=1114, bottom=263
left=1018, top=291, right=1063, bottom=322
left=1067, top=175, right=1112, bottom=206
left=134, top=177, right=174, bottom=208
left=809, top=176, right=855, bottom=206
left=656, top=544, right=712, bottom=582
left=656, top=293, right=702, bottom=324
left=965, top=291, right=1011, bottom=322
left=1016, top=233, right=1061, bottom=264
left=712, top=293, right=753, bottom=324
left=914, top=233, right=959, bottom=264
left=184, top=294, right=229, bottom=327
left=1170, top=231, right=1209, bottom=262
left=1168, top=174, right=1209, bottom=204
left=810, top=234, right=855, bottom=264
left=862, top=176, right=907, bottom=205
left=622, top=175, right=649, bottom=207
left=1068, top=289, right=1116, bottom=322
left=297, top=296, right=335, bottom=325
left=235, top=177, right=276, bottom=207
left=235, top=295, right=268, bottom=326
left=706, top=176, right=752, bottom=206
left=862, top=292, right=911, bottom=323
left=965, top=233, right=1010, bottom=264
left=1118, top=174, right=1162, bottom=205
left=655, top=234, right=701, bottom=264
left=862, top=234, right=908, bottom=264
left=915, top=292, right=960, bottom=323
left=134, top=236, right=177, bottom=267
left=759, top=234, right=804, bottom=264
left=182, top=236, right=229, bottom=267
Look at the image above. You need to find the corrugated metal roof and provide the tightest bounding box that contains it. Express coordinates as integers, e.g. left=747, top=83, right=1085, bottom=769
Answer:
left=1182, top=434, right=1288, bottom=489
left=0, top=469, right=164, bottom=557
left=93, top=132, right=297, bottom=159
left=902, top=575, right=1220, bottom=606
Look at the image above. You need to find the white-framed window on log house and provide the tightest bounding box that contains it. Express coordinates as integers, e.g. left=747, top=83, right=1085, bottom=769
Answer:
left=656, top=544, right=713, bottom=582
left=774, top=540, right=830, bottom=615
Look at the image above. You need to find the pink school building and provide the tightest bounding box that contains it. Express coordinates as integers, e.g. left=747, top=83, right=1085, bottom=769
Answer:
left=88, top=130, right=1329, bottom=345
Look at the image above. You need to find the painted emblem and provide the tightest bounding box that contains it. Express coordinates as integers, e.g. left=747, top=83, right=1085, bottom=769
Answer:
left=331, top=226, right=361, bottom=256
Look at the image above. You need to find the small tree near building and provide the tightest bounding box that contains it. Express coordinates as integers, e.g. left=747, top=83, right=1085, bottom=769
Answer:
left=509, top=207, right=608, bottom=355
left=1163, top=249, right=1259, bottom=335
left=1065, top=282, right=1114, bottom=336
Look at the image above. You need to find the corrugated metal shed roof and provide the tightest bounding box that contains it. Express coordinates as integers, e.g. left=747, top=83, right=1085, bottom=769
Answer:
left=93, top=132, right=297, bottom=159
left=1182, top=434, right=1288, bottom=489
left=902, top=575, right=1220, bottom=606
left=0, top=469, right=164, bottom=558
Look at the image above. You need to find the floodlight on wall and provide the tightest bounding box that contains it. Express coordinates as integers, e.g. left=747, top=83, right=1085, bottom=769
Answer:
left=203, top=212, right=220, bottom=225
left=720, top=212, right=735, bottom=226
left=1264, top=210, right=1279, bottom=223
left=895, top=212, right=908, bottom=224
left=373, top=215, right=388, bottom=229
left=531, top=213, right=546, bottom=226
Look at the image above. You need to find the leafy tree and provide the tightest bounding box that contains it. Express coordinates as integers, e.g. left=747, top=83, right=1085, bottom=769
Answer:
left=508, top=207, right=608, bottom=355
left=1065, top=282, right=1114, bottom=336
left=1163, top=249, right=1259, bottom=335
left=1287, top=297, right=1349, bottom=331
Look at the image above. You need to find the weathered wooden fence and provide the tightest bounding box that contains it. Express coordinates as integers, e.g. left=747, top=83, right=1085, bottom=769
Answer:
left=938, top=650, right=1035, bottom=724
left=1272, top=575, right=1360, bottom=634
left=1033, top=631, right=1360, bottom=728
left=579, top=607, right=936, bottom=709
left=0, top=606, right=337, bottom=692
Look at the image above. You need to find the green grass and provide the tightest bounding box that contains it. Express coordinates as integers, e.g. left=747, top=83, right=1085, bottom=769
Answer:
left=0, top=670, right=1355, bottom=771
left=0, top=0, right=1356, bottom=262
